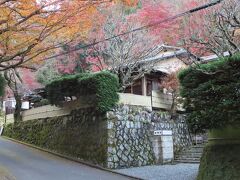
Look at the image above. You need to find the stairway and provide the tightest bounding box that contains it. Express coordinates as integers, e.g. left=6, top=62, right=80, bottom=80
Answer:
left=174, top=144, right=205, bottom=163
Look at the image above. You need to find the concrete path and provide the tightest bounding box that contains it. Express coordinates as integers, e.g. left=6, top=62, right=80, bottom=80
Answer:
left=0, top=137, right=132, bottom=180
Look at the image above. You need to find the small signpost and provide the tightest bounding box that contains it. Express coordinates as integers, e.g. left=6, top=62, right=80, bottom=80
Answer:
left=152, top=130, right=174, bottom=164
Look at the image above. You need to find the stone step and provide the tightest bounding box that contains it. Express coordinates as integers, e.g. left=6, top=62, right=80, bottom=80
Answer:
left=175, top=154, right=202, bottom=159
left=177, top=152, right=202, bottom=156
left=189, top=148, right=204, bottom=151
left=174, top=159, right=200, bottom=163
left=191, top=144, right=205, bottom=148
left=174, top=144, right=205, bottom=164
left=175, top=157, right=201, bottom=162
left=175, top=156, right=200, bottom=160
left=184, top=150, right=203, bottom=154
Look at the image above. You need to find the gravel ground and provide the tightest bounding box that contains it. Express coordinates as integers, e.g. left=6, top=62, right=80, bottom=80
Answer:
left=115, top=163, right=199, bottom=180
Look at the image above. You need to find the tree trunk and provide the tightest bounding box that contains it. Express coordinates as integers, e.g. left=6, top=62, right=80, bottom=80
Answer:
left=170, top=92, right=177, bottom=120
left=4, top=70, right=23, bottom=123
left=13, top=92, right=22, bottom=123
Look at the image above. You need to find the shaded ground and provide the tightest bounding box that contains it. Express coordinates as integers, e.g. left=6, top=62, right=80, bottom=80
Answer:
left=116, top=163, right=199, bottom=180
left=0, top=137, right=132, bottom=180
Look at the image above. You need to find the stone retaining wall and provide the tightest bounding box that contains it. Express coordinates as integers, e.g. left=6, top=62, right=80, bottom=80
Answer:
left=106, top=105, right=191, bottom=169
left=3, top=108, right=108, bottom=166
left=3, top=104, right=191, bottom=169
left=107, top=108, right=154, bottom=168
left=151, top=112, right=192, bottom=153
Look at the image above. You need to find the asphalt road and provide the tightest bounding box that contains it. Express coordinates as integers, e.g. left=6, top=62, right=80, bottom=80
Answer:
left=0, top=137, right=132, bottom=180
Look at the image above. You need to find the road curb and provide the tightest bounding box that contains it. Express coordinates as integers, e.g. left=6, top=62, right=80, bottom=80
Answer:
left=1, top=136, right=142, bottom=180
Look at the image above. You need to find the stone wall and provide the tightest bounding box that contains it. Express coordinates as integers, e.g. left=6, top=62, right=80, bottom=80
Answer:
left=151, top=112, right=192, bottom=153
left=107, top=106, right=154, bottom=169
left=3, top=104, right=191, bottom=169
left=3, top=108, right=108, bottom=166
left=106, top=105, right=191, bottom=169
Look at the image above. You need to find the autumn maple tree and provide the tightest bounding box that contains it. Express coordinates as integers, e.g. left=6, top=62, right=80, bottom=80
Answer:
left=131, top=0, right=230, bottom=57
left=0, top=0, right=129, bottom=122
left=82, top=2, right=171, bottom=90
left=187, top=0, right=240, bottom=56
left=160, top=72, right=180, bottom=119
left=0, top=0, right=108, bottom=71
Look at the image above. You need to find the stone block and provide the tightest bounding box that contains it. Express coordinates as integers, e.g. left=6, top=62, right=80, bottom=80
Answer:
left=117, top=150, right=122, bottom=157
left=107, top=162, right=114, bottom=169
left=108, top=156, right=113, bottom=162
left=126, top=121, right=130, bottom=128
left=120, top=144, right=124, bottom=150
left=112, top=154, right=118, bottom=162
left=115, top=114, right=123, bottom=121
left=122, top=154, right=128, bottom=162
left=128, top=114, right=134, bottom=121
left=134, top=115, right=140, bottom=121
left=107, top=121, right=114, bottom=129
left=130, top=121, right=134, bottom=128
left=108, top=147, right=113, bottom=153
left=122, top=105, right=130, bottom=114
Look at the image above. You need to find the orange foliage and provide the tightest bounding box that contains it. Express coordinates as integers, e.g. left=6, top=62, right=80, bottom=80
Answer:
left=121, top=0, right=139, bottom=6
left=0, top=0, right=120, bottom=70
left=160, top=72, right=179, bottom=92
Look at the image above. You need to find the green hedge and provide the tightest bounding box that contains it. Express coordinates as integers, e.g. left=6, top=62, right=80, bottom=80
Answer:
left=178, top=55, right=240, bottom=132
left=46, top=71, right=119, bottom=112
left=198, top=143, right=240, bottom=180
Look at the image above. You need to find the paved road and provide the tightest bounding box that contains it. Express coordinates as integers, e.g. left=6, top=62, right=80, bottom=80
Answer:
left=0, top=137, right=132, bottom=180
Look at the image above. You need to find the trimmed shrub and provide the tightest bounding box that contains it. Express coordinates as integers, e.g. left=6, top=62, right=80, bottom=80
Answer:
left=46, top=71, right=119, bottom=112
left=34, top=99, right=50, bottom=108
left=198, top=143, right=240, bottom=180
left=178, top=55, right=240, bottom=132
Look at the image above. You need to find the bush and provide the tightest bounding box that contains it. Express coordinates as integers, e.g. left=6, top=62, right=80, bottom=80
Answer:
left=198, top=143, right=240, bottom=180
left=34, top=99, right=50, bottom=108
left=46, top=71, right=119, bottom=112
left=178, top=55, right=240, bottom=132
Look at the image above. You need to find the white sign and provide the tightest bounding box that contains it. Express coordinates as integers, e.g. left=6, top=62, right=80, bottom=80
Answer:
left=22, top=101, right=30, bottom=110
left=3, top=100, right=30, bottom=111
left=154, top=130, right=173, bottom=136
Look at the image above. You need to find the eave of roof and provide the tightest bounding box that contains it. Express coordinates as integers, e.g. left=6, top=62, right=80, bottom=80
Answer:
left=140, top=49, right=188, bottom=64
left=200, top=52, right=230, bottom=62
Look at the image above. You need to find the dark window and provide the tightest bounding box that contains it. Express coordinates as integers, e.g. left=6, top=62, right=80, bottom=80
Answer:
left=124, top=86, right=131, bottom=93
left=132, top=80, right=142, bottom=95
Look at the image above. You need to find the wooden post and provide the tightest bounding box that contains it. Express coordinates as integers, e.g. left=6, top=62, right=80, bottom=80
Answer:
left=142, top=76, right=147, bottom=96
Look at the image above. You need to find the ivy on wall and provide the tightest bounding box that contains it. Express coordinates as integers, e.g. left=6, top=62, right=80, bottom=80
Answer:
left=46, top=71, right=119, bottom=112
left=0, top=74, right=5, bottom=96
left=178, top=55, right=240, bottom=132
left=3, top=108, right=108, bottom=166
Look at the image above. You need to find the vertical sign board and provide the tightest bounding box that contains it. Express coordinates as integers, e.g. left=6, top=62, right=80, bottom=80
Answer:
left=153, top=130, right=174, bottom=163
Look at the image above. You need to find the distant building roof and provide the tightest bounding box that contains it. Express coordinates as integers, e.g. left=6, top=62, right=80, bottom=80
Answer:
left=139, top=44, right=188, bottom=64
left=200, top=52, right=230, bottom=62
